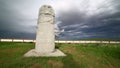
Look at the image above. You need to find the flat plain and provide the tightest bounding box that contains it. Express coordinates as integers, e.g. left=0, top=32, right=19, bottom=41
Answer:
left=0, top=42, right=120, bottom=68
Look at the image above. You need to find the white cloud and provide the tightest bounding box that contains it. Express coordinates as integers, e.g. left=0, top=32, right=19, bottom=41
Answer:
left=49, top=0, right=117, bottom=16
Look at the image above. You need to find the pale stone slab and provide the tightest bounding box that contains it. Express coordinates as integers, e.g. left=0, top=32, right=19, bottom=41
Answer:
left=24, top=49, right=66, bottom=57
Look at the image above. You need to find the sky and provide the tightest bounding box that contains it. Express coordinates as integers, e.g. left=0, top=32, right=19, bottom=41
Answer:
left=0, top=0, right=120, bottom=40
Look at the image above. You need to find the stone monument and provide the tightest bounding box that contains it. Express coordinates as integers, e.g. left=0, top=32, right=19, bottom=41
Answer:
left=24, top=5, right=66, bottom=57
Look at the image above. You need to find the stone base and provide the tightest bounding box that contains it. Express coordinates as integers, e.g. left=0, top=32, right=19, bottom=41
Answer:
left=24, top=49, right=66, bottom=57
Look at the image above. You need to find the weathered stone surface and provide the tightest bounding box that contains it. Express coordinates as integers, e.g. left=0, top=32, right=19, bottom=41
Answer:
left=24, top=5, right=66, bottom=57
left=35, top=5, right=55, bottom=53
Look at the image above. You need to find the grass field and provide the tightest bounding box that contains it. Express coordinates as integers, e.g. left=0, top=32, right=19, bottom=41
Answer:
left=0, top=42, right=120, bottom=68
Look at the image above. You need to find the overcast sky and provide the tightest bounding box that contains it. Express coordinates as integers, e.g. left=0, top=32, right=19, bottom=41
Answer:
left=0, top=0, right=120, bottom=40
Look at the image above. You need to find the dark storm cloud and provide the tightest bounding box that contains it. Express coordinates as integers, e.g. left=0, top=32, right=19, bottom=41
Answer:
left=57, top=0, right=120, bottom=40
left=58, top=10, right=86, bottom=26
left=0, top=0, right=120, bottom=40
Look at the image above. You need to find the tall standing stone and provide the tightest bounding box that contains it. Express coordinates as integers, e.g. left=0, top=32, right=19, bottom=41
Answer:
left=24, top=5, right=66, bottom=57
left=35, top=5, right=55, bottom=53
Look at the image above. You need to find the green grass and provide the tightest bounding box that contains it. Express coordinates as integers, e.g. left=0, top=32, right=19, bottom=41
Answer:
left=0, top=42, right=120, bottom=68
left=81, top=38, right=120, bottom=41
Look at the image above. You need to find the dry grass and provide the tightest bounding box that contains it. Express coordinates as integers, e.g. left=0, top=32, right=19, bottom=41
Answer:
left=61, top=46, right=77, bottom=54
left=48, top=60, right=64, bottom=68
left=30, top=63, right=42, bottom=68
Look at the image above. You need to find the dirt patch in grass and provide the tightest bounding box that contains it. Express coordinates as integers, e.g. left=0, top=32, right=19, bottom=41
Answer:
left=0, top=47, right=22, bottom=52
left=103, top=65, right=115, bottom=68
left=47, top=60, right=64, bottom=68
left=62, top=46, right=77, bottom=54
left=30, top=63, right=42, bottom=68
left=0, top=47, right=24, bottom=58
left=0, top=61, right=4, bottom=64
